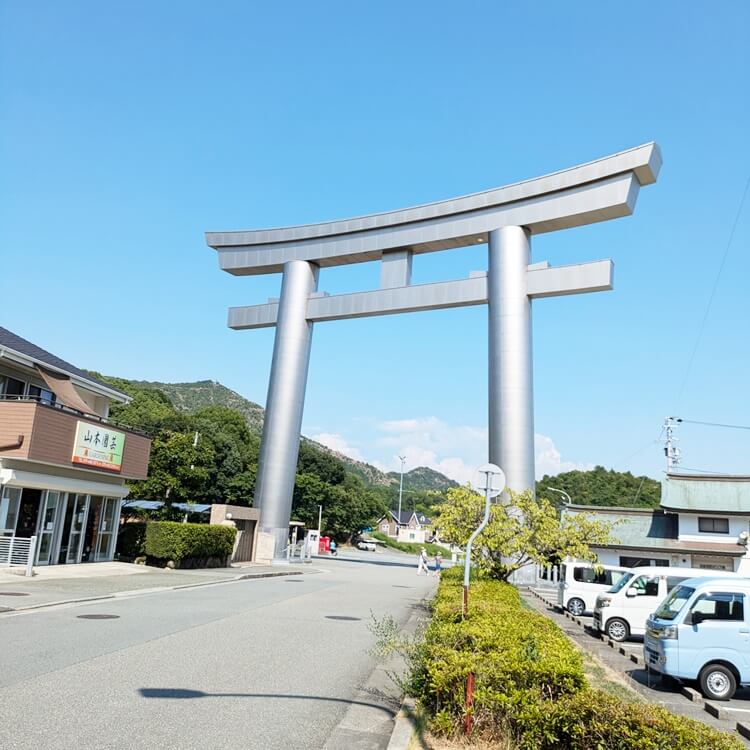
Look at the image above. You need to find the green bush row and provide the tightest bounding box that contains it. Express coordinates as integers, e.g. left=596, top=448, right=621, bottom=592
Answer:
left=144, top=521, right=236, bottom=562
left=371, top=530, right=446, bottom=557
left=415, top=567, right=741, bottom=750
left=116, top=522, right=147, bottom=558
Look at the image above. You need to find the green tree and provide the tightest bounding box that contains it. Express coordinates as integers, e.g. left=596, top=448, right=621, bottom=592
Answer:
left=536, top=466, right=661, bottom=509
left=434, top=486, right=617, bottom=580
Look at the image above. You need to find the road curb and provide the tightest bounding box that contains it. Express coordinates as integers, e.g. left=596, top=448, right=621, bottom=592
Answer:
left=386, top=697, right=419, bottom=750
left=0, top=569, right=305, bottom=614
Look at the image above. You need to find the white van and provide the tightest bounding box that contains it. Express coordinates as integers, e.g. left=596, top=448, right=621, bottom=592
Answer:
left=557, top=562, right=630, bottom=616
left=645, top=577, right=750, bottom=700
left=594, top=566, right=740, bottom=642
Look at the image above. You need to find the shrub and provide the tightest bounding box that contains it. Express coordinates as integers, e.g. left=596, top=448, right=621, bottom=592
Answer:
left=116, top=522, right=147, bottom=559
left=372, top=530, right=446, bottom=557
left=414, top=570, right=742, bottom=749
left=145, top=521, right=236, bottom=563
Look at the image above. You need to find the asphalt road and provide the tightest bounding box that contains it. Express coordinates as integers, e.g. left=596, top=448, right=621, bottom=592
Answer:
left=0, top=549, right=437, bottom=750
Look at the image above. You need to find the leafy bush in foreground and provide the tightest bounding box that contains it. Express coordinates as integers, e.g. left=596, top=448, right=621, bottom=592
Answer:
left=145, top=521, right=235, bottom=563
left=414, top=567, right=741, bottom=750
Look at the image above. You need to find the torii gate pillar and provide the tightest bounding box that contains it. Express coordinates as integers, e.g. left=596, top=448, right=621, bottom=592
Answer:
left=488, top=226, right=535, bottom=494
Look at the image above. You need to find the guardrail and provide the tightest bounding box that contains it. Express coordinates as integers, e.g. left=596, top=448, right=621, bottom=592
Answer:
left=0, top=535, right=37, bottom=577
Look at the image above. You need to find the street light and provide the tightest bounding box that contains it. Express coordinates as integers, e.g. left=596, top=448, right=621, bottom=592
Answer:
left=397, top=455, right=406, bottom=521
left=463, top=462, right=506, bottom=737
left=547, top=487, right=572, bottom=506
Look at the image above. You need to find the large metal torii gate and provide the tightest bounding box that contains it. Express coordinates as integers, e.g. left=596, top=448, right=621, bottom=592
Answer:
left=207, top=143, right=661, bottom=562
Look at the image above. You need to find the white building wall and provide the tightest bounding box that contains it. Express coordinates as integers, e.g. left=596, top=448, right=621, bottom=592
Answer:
left=677, top=513, right=749, bottom=544
left=397, top=527, right=426, bottom=544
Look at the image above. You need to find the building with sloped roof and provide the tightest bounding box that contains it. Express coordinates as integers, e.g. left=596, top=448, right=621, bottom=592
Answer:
left=563, top=474, right=750, bottom=573
left=376, top=509, right=432, bottom=544
left=0, top=327, right=151, bottom=567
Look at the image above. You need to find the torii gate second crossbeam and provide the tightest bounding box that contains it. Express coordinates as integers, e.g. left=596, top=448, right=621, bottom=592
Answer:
left=207, top=143, right=662, bottom=562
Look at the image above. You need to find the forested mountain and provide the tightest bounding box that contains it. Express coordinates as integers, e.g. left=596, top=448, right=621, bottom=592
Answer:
left=132, top=379, right=264, bottom=430
left=387, top=466, right=458, bottom=492
left=127, top=378, right=455, bottom=493
left=93, top=375, right=385, bottom=539
left=536, top=466, right=661, bottom=509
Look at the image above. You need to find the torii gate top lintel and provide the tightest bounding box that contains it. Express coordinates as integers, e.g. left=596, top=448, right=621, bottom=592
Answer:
left=206, top=142, right=661, bottom=277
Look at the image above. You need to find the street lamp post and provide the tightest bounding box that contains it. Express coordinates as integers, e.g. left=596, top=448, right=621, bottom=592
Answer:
left=547, top=487, right=572, bottom=507
left=397, top=455, right=406, bottom=522
left=462, top=462, right=506, bottom=737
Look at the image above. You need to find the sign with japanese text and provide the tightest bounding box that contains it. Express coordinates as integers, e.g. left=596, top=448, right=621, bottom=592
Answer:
left=72, top=421, right=126, bottom=471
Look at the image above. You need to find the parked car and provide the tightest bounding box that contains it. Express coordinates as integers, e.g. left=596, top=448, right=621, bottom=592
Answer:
left=644, top=577, right=750, bottom=700
left=357, top=540, right=376, bottom=551
left=557, top=562, right=630, bottom=616
left=593, top=566, right=740, bottom=642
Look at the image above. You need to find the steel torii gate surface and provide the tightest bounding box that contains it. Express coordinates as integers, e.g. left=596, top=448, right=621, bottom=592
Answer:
left=207, top=143, right=662, bottom=562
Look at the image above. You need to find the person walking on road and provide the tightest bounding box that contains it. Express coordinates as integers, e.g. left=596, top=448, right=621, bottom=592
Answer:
left=433, top=552, right=443, bottom=577
left=417, top=548, right=429, bottom=575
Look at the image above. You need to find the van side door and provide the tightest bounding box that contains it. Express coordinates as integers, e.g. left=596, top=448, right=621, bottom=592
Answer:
left=627, top=574, right=662, bottom=635
left=679, top=592, right=749, bottom=680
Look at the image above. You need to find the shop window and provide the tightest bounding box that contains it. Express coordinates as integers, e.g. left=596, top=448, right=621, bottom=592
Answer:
left=698, top=517, right=729, bottom=534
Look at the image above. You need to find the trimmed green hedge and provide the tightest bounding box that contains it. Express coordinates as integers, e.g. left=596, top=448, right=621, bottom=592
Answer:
left=415, top=567, right=742, bottom=750
left=145, top=521, right=236, bottom=563
left=372, top=530, right=446, bottom=557
left=116, top=522, right=147, bottom=559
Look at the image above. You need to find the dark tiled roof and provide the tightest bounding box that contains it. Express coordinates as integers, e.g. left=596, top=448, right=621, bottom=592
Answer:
left=387, top=510, right=431, bottom=525
left=0, top=326, right=126, bottom=398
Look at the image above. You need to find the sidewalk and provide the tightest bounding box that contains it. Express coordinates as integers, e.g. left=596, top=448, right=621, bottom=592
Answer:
left=0, top=561, right=309, bottom=613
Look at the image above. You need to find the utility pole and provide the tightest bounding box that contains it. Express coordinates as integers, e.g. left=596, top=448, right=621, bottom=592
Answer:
left=398, top=455, right=406, bottom=521
left=318, top=504, right=322, bottom=533
left=664, top=417, right=681, bottom=473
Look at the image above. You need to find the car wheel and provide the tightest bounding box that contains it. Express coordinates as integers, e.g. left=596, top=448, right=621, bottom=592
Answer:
left=699, top=664, right=737, bottom=701
left=606, top=618, right=629, bottom=642
left=567, top=598, right=585, bottom=617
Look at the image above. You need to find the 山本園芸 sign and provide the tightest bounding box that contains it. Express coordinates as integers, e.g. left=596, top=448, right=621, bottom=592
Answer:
left=72, top=421, right=125, bottom=471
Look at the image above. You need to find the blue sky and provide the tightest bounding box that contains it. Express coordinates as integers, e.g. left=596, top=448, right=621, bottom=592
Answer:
left=1, top=1, right=748, bottom=484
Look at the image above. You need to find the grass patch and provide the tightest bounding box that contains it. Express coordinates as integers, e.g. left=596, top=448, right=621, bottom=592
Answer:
left=372, top=530, right=446, bottom=557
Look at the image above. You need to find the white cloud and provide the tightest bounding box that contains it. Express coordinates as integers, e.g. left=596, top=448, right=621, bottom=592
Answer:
left=310, top=432, right=365, bottom=462
left=534, top=434, right=593, bottom=479
left=314, top=419, right=591, bottom=485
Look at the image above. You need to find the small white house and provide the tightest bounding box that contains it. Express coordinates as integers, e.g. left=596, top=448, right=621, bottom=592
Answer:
left=376, top=510, right=432, bottom=544
left=562, top=474, right=750, bottom=574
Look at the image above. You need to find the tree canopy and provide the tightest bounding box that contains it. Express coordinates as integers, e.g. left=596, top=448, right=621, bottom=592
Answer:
left=536, top=466, right=661, bottom=509
left=101, top=376, right=384, bottom=539
left=433, top=486, right=617, bottom=580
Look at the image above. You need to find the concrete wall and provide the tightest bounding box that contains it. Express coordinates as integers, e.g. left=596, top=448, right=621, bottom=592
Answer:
left=210, top=504, right=261, bottom=563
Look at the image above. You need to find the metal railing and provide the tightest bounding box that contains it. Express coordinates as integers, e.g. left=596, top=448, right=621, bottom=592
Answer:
left=0, top=535, right=38, bottom=577
left=0, top=394, right=149, bottom=437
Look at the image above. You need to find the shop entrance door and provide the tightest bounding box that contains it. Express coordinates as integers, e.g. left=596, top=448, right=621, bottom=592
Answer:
left=95, top=498, right=118, bottom=561
left=82, top=497, right=118, bottom=562
left=16, top=489, right=42, bottom=539
left=36, top=491, right=62, bottom=565
left=59, top=493, right=89, bottom=564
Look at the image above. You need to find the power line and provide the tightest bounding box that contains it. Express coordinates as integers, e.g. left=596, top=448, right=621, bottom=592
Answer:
left=678, top=418, right=750, bottom=432
left=675, top=173, right=750, bottom=407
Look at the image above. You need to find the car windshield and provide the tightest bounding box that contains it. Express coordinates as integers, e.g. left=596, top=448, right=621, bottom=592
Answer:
left=608, top=572, right=634, bottom=593
left=654, top=585, right=696, bottom=621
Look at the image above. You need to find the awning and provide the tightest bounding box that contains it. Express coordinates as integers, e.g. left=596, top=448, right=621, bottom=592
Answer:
left=36, top=365, right=98, bottom=416
left=0, top=468, right=130, bottom=498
